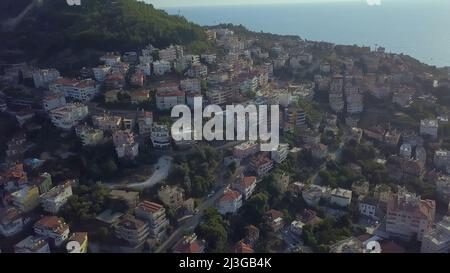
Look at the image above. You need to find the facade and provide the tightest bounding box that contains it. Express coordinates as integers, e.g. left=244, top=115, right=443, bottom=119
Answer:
left=50, top=78, right=99, bottom=102
left=92, top=65, right=111, bottom=82
left=437, top=175, right=450, bottom=202
left=180, top=78, right=201, bottom=93
left=49, top=103, right=89, bottom=130
left=135, top=201, right=169, bottom=240
left=217, top=189, right=243, bottom=215
left=359, top=197, right=379, bottom=220
left=329, top=188, right=352, bottom=207
left=40, top=181, right=73, bottom=214
left=284, top=107, right=307, bottom=132
left=92, top=114, right=122, bottom=132
left=34, top=216, right=70, bottom=247
left=271, top=143, right=289, bottom=164
left=75, top=125, right=104, bottom=146
left=155, top=83, right=185, bottom=110
left=386, top=187, right=436, bottom=241
left=115, top=215, right=149, bottom=246
left=0, top=208, right=24, bottom=237
left=137, top=111, right=153, bottom=137
left=153, top=61, right=171, bottom=76
left=33, top=172, right=53, bottom=195
left=249, top=155, right=274, bottom=177
left=187, top=63, right=208, bottom=78
left=43, top=93, right=66, bottom=111
left=151, top=123, right=171, bottom=148
left=232, top=176, right=257, bottom=200
left=264, top=209, right=285, bottom=232
left=10, top=185, right=40, bottom=212
left=130, top=90, right=150, bottom=104
left=172, top=233, right=205, bottom=253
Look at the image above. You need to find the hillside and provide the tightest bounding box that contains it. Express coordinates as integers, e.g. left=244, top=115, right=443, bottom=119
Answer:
left=0, top=0, right=209, bottom=67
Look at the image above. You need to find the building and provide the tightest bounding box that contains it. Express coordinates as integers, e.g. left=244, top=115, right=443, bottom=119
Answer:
left=284, top=107, right=307, bottom=132
left=155, top=82, right=184, bottom=108
left=112, top=130, right=139, bottom=160
left=50, top=78, right=99, bottom=102
left=436, top=175, right=450, bottom=203
left=271, top=143, right=289, bottom=164
left=0, top=208, right=24, bottom=237
left=10, top=185, right=40, bottom=212
left=329, top=237, right=366, bottom=253
left=92, top=114, right=122, bottom=131
left=249, top=155, right=274, bottom=177
left=40, top=181, right=73, bottom=214
left=265, top=209, right=284, bottom=232
left=100, top=53, right=121, bottom=66
left=151, top=123, right=171, bottom=148
left=420, top=119, right=439, bottom=138
left=359, top=197, right=380, bottom=220
left=217, top=189, right=243, bottom=215
left=34, top=216, right=70, bottom=247
left=311, top=143, right=328, bottom=160
left=187, top=63, right=208, bottom=79
left=43, top=93, right=66, bottom=111
left=92, top=65, right=111, bottom=82
left=153, top=61, right=171, bottom=76
left=233, top=141, right=259, bottom=159
left=32, top=68, right=60, bottom=88
left=329, top=188, right=352, bottom=207
left=159, top=45, right=183, bottom=62
left=180, top=78, right=201, bottom=93
left=232, top=176, right=257, bottom=200
left=233, top=241, right=254, bottom=253
left=172, top=233, right=205, bottom=253
left=302, top=185, right=326, bottom=206
left=33, top=172, right=53, bottom=195
left=49, top=103, right=89, bottom=130
left=201, top=54, right=217, bottom=64
left=206, top=85, right=234, bottom=105
left=158, top=185, right=184, bottom=209
left=386, top=187, right=436, bottom=241
left=345, top=84, right=364, bottom=114
left=109, top=190, right=140, bottom=210
left=135, top=201, right=169, bottom=240
left=399, top=143, right=412, bottom=159
left=75, top=124, right=104, bottom=146
left=14, top=236, right=50, bottom=253
left=115, top=215, right=149, bottom=246
left=434, top=149, right=450, bottom=171
left=66, top=232, right=88, bottom=253
left=130, top=90, right=150, bottom=104
left=421, top=217, right=450, bottom=253
left=137, top=110, right=153, bottom=137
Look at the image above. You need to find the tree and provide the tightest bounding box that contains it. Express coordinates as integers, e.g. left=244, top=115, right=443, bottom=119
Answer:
left=196, top=207, right=229, bottom=253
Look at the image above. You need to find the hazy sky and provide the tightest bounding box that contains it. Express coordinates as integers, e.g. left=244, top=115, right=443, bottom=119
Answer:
left=146, top=0, right=363, bottom=8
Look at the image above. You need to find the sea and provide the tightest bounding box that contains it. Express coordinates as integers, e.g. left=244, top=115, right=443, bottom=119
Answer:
left=159, top=0, right=450, bottom=68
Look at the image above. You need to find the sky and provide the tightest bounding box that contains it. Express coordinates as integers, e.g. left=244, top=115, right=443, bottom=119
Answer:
left=145, top=0, right=364, bottom=8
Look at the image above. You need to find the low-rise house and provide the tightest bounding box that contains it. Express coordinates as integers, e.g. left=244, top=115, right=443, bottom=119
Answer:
left=14, top=236, right=50, bottom=253
left=10, top=185, right=40, bottom=212
left=130, top=90, right=150, bottom=104
left=115, top=215, right=149, bottom=246
left=180, top=78, right=201, bottom=93
left=0, top=208, right=25, bottom=237
left=264, top=209, right=284, bottom=232
left=217, top=189, right=242, bottom=215
left=232, top=176, right=257, bottom=200
left=135, top=201, right=169, bottom=240
left=49, top=103, right=88, bottom=130
left=40, top=181, right=73, bottom=214
left=158, top=185, right=184, bottom=209
left=172, top=233, right=205, bottom=253
left=249, top=155, right=274, bottom=177
left=34, top=216, right=70, bottom=247
left=233, top=241, right=254, bottom=253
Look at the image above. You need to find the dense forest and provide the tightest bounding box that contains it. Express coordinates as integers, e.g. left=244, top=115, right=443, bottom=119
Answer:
left=0, top=0, right=209, bottom=66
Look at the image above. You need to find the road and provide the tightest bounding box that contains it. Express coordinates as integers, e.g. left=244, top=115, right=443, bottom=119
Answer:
left=126, top=156, right=172, bottom=190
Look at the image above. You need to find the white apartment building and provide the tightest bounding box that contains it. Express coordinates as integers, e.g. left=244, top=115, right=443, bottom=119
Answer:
left=32, top=68, right=60, bottom=88
left=155, top=88, right=185, bottom=110
left=49, top=103, right=88, bottom=130
left=92, top=65, right=111, bottom=82
left=151, top=123, right=171, bottom=148
left=115, top=215, right=150, bottom=246
left=100, top=53, right=121, bottom=66
left=49, top=78, right=99, bottom=102
left=180, top=78, right=201, bottom=93
left=434, top=149, right=450, bottom=171
left=187, top=64, right=208, bottom=78
left=233, top=141, right=260, bottom=159
left=40, top=181, right=73, bottom=214
left=232, top=176, right=257, bottom=200
left=135, top=201, right=169, bottom=240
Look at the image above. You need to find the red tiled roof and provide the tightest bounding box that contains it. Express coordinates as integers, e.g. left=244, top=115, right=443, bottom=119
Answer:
left=219, top=190, right=241, bottom=203
left=241, top=176, right=256, bottom=189
left=233, top=241, right=254, bottom=253
left=137, top=201, right=164, bottom=213
left=266, top=209, right=283, bottom=220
